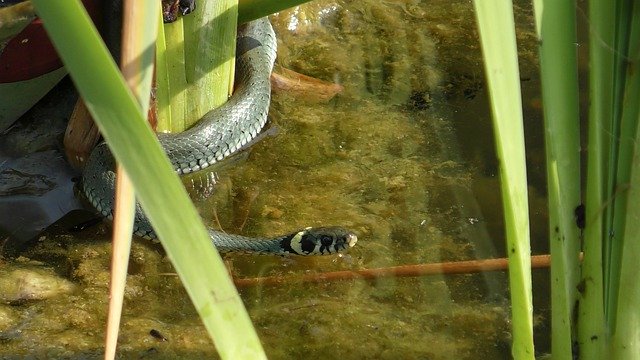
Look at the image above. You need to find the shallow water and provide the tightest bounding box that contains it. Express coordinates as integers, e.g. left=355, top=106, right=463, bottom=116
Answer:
left=0, top=1, right=551, bottom=358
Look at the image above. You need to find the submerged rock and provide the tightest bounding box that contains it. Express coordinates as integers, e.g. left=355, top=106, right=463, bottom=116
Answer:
left=0, top=265, right=75, bottom=304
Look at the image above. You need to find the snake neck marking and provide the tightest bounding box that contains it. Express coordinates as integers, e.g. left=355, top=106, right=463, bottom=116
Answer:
left=280, top=227, right=358, bottom=256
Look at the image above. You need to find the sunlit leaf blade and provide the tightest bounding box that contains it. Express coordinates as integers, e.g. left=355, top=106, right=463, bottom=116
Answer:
left=473, top=1, right=534, bottom=358
left=156, top=1, right=238, bottom=133
left=159, top=18, right=187, bottom=132
left=182, top=1, right=238, bottom=129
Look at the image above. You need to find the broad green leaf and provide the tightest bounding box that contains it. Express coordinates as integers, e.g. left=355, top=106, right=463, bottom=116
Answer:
left=473, top=0, right=534, bottom=358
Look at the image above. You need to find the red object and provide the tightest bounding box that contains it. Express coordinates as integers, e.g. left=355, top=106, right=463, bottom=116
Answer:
left=0, top=1, right=101, bottom=83
left=0, top=19, right=62, bottom=83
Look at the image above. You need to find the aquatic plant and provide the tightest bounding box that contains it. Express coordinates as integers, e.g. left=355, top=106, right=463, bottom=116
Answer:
left=475, top=0, right=640, bottom=359
left=473, top=1, right=534, bottom=358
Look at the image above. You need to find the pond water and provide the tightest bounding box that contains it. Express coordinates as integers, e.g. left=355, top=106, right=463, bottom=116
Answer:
left=0, top=1, right=551, bottom=358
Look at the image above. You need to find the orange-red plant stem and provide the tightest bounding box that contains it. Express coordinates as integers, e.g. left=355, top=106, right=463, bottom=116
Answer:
left=233, top=254, right=560, bottom=288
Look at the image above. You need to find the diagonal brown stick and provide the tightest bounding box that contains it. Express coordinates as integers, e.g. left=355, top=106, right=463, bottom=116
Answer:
left=233, top=254, right=556, bottom=288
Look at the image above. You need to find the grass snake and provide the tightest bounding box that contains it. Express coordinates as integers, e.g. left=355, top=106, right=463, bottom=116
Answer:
left=82, top=18, right=357, bottom=256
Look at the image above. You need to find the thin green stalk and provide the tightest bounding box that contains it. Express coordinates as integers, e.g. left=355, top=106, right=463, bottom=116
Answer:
left=578, top=1, right=614, bottom=357
left=106, top=166, right=135, bottom=359
left=605, top=0, right=636, bottom=328
left=610, top=4, right=640, bottom=357
left=105, top=1, right=159, bottom=357
left=600, top=1, right=622, bottom=307
left=611, top=118, right=640, bottom=358
left=532, top=1, right=581, bottom=358
left=31, top=1, right=266, bottom=358
left=611, top=162, right=640, bottom=358
left=472, top=1, right=534, bottom=358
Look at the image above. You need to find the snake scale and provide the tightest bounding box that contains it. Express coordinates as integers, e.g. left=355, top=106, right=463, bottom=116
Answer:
left=82, top=18, right=357, bottom=256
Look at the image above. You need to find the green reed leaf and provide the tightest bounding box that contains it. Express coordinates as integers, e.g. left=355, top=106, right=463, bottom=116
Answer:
left=473, top=0, right=534, bottom=358
left=532, top=1, right=581, bottom=358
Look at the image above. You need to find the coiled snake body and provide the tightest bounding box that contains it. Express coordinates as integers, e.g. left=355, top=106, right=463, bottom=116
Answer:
left=82, top=18, right=357, bottom=256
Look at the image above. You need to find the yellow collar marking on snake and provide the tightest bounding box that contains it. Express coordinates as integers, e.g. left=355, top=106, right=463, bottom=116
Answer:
left=288, top=227, right=313, bottom=255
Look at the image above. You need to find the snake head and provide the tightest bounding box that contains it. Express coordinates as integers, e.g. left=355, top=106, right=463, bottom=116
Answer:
left=281, top=227, right=358, bottom=256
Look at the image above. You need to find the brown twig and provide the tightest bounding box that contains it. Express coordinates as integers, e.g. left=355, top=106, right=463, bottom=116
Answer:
left=233, top=254, right=557, bottom=288
left=270, top=66, right=343, bottom=103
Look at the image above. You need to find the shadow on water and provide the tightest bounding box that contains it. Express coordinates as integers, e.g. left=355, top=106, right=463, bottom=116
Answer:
left=0, top=1, right=553, bottom=358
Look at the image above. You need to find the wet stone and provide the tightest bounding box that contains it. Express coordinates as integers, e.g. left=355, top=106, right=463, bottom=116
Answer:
left=0, top=265, right=75, bottom=304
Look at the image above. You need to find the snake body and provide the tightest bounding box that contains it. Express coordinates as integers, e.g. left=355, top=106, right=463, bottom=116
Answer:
left=82, top=18, right=357, bottom=256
